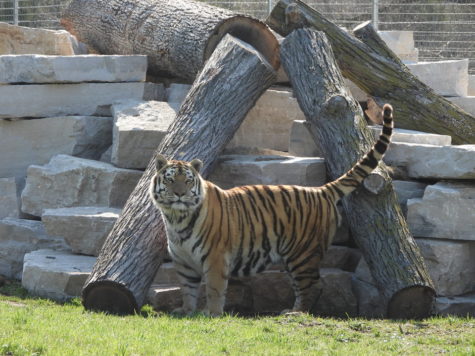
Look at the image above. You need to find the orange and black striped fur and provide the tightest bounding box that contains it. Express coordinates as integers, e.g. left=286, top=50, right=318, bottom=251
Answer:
left=150, top=104, right=394, bottom=316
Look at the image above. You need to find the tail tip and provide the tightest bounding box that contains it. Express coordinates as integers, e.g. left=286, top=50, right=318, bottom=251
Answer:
left=383, top=104, right=393, bottom=117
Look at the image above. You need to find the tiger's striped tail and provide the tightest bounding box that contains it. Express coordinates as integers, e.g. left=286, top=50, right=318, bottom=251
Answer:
left=323, top=103, right=394, bottom=200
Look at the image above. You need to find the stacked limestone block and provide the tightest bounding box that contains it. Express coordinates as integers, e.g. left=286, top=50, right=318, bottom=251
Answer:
left=0, top=26, right=164, bottom=288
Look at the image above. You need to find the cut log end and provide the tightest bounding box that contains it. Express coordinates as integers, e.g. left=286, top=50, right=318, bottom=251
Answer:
left=363, top=172, right=387, bottom=194
left=387, top=286, right=435, bottom=319
left=205, top=16, right=280, bottom=70
left=82, top=281, right=139, bottom=315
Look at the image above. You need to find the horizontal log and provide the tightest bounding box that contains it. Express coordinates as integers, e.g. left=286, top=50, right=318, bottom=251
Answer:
left=62, top=0, right=280, bottom=81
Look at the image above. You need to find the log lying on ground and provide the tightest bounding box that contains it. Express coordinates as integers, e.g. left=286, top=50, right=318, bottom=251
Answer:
left=267, top=0, right=475, bottom=144
left=281, top=28, right=435, bottom=319
left=82, top=35, right=276, bottom=314
left=62, top=0, right=279, bottom=81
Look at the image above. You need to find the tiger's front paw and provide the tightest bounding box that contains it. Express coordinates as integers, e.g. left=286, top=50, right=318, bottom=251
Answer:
left=280, top=309, right=307, bottom=316
left=202, top=308, right=224, bottom=317
left=171, top=307, right=195, bottom=316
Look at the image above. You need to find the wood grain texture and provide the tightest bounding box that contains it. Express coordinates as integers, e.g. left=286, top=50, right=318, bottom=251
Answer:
left=280, top=28, right=434, bottom=319
left=82, top=35, right=276, bottom=314
left=267, top=0, right=475, bottom=144
left=62, top=0, right=279, bottom=81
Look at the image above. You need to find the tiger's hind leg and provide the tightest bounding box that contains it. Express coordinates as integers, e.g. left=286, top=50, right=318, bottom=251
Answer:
left=173, top=263, right=202, bottom=315
left=285, top=254, right=322, bottom=314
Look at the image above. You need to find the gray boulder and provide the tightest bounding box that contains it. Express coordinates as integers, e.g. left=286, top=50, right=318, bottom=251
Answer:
left=0, top=116, right=112, bottom=178
left=42, top=207, right=121, bottom=256
left=21, top=155, right=142, bottom=216
left=0, top=218, right=67, bottom=279
left=22, top=249, right=95, bottom=301
left=0, top=178, right=20, bottom=219
left=209, top=155, right=326, bottom=189
left=111, top=100, right=177, bottom=169
left=407, top=182, right=475, bottom=240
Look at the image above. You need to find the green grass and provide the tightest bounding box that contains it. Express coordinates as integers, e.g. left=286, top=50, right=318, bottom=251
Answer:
left=0, top=282, right=474, bottom=356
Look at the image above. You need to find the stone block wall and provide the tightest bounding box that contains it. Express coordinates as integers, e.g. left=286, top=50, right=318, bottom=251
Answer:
left=0, top=25, right=473, bottom=317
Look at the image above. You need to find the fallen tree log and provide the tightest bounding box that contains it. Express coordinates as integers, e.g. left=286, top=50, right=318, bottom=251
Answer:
left=267, top=0, right=475, bottom=144
left=281, top=28, right=435, bottom=319
left=82, top=35, right=276, bottom=314
left=61, top=0, right=279, bottom=82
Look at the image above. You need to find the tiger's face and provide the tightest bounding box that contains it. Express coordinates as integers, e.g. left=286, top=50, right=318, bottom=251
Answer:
left=150, top=154, right=204, bottom=212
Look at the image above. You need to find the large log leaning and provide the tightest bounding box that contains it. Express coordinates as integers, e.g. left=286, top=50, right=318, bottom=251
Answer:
left=281, top=28, right=435, bottom=319
left=267, top=0, right=475, bottom=144
left=62, top=0, right=279, bottom=81
left=82, top=35, right=276, bottom=314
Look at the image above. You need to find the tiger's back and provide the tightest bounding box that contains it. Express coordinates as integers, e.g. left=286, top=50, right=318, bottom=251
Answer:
left=151, top=104, right=394, bottom=316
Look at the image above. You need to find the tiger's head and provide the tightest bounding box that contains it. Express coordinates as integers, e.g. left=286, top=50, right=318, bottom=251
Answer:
left=150, top=154, right=204, bottom=212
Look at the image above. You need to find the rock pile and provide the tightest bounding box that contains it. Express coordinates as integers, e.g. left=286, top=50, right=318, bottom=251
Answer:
left=0, top=25, right=473, bottom=317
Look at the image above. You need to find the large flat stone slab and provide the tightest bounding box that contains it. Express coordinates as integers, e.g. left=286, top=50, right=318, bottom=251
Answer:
left=435, top=293, right=475, bottom=317
left=393, top=180, right=427, bottom=216
left=166, top=83, right=191, bottom=106
left=320, top=246, right=361, bottom=272
left=356, top=238, right=475, bottom=298
left=209, top=155, right=326, bottom=189
left=0, top=55, right=147, bottom=84
left=153, top=262, right=180, bottom=285
left=111, top=100, right=177, bottom=169
left=378, top=31, right=419, bottom=62
left=42, top=207, right=121, bottom=256
left=227, top=88, right=306, bottom=152
left=0, top=23, right=75, bottom=55
left=384, top=143, right=475, bottom=179
left=288, top=120, right=323, bottom=157
left=0, top=178, right=20, bottom=219
left=469, top=75, right=475, bottom=96
left=143, top=83, right=167, bottom=101
left=0, top=116, right=112, bottom=178
left=351, top=276, right=386, bottom=318
left=393, top=180, right=427, bottom=205
left=0, top=219, right=67, bottom=279
left=0, top=82, right=147, bottom=119
left=344, top=79, right=369, bottom=102
left=248, top=269, right=357, bottom=317
left=167, top=85, right=305, bottom=151
left=416, top=238, right=475, bottom=296
left=407, top=59, right=469, bottom=97
left=407, top=182, right=475, bottom=240
left=289, top=121, right=452, bottom=157
left=22, top=249, right=95, bottom=301
left=448, top=96, right=475, bottom=117
left=370, top=126, right=451, bottom=146
left=21, top=155, right=142, bottom=217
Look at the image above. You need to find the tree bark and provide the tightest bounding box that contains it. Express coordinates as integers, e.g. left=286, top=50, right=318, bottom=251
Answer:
left=61, top=0, right=279, bottom=82
left=281, top=28, right=435, bottom=319
left=266, top=0, right=475, bottom=145
left=82, top=34, right=276, bottom=314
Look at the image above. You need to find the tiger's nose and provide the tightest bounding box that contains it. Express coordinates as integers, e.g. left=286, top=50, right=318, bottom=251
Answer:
left=173, top=182, right=187, bottom=197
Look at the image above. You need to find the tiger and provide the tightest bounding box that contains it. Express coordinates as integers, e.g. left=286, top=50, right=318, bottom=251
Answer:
left=150, top=104, right=394, bottom=316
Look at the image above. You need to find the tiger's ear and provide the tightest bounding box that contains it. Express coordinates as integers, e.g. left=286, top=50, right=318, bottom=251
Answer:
left=190, top=158, right=203, bottom=173
left=155, top=154, right=168, bottom=171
